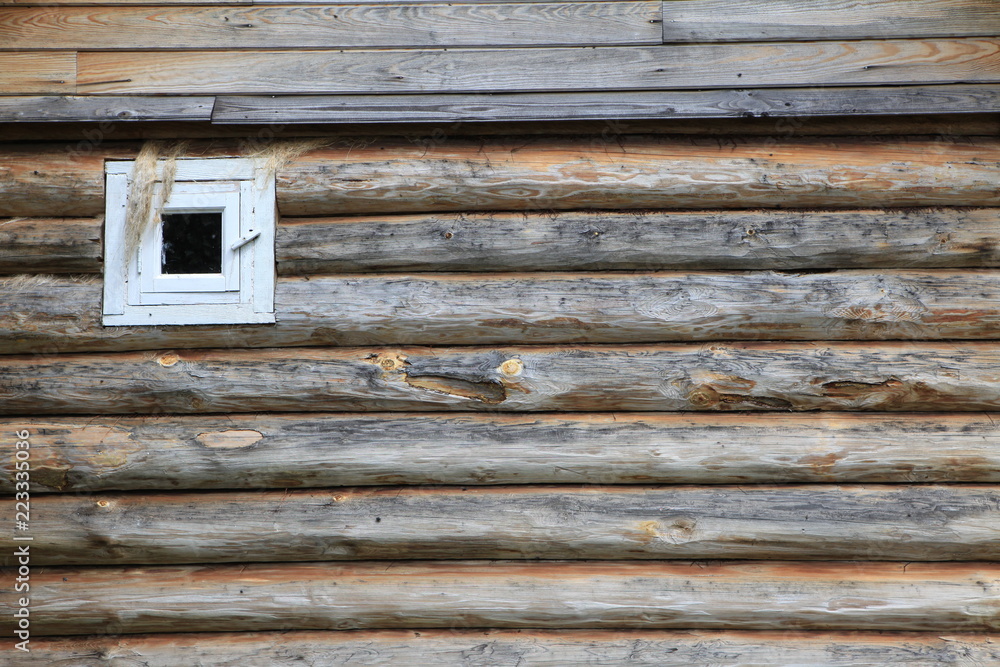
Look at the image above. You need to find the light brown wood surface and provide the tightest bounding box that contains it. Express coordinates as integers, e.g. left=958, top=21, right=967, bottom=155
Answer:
left=5, top=413, right=1000, bottom=493
left=5, top=343, right=1000, bottom=415
left=0, top=53, right=74, bottom=94
left=2, top=561, right=997, bottom=635
left=20, top=630, right=1000, bottom=666
left=75, top=38, right=1000, bottom=95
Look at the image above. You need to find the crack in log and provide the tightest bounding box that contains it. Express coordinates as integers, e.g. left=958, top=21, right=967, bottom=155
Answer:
left=404, top=375, right=507, bottom=404
left=822, top=377, right=903, bottom=398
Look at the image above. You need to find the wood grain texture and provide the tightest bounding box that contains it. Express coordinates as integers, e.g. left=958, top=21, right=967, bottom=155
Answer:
left=0, top=96, right=213, bottom=122
left=0, top=3, right=661, bottom=50
left=21, top=630, right=1000, bottom=666
left=213, top=85, right=1000, bottom=124
left=277, top=136, right=1000, bottom=216
left=0, top=53, right=74, bottom=94
left=0, top=144, right=125, bottom=217
left=6, top=484, right=998, bottom=565
left=0, top=218, right=102, bottom=273
left=277, top=209, right=1000, bottom=273
left=6, top=413, right=1000, bottom=493
left=3, top=561, right=998, bottom=635
left=8, top=270, right=1000, bottom=353
left=4, top=343, right=1000, bottom=415
left=663, top=0, right=1000, bottom=43
left=75, top=38, right=1000, bottom=95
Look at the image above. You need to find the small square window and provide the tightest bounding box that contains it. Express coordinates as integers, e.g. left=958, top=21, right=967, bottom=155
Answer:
left=103, top=158, right=275, bottom=326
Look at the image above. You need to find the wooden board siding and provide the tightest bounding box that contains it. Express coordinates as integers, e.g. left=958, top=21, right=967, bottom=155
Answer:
left=0, top=53, right=75, bottom=94
left=661, top=0, right=1000, bottom=43
left=6, top=484, right=998, bottom=565
left=2, top=561, right=998, bottom=635
left=74, top=38, right=1000, bottom=95
left=8, top=270, right=1000, bottom=353
left=6, top=343, right=1000, bottom=415
left=0, top=96, right=215, bottom=122
left=20, top=630, right=1000, bottom=667
left=6, top=413, right=1000, bottom=493
left=0, top=3, right=662, bottom=50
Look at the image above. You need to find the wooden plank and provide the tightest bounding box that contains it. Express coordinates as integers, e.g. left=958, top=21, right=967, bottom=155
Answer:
left=6, top=484, right=998, bottom=565
left=0, top=218, right=102, bottom=274
left=276, top=208, right=1000, bottom=274
left=75, top=38, right=1000, bottom=95
left=0, top=53, right=74, bottom=94
left=6, top=413, right=1000, bottom=493
left=0, top=3, right=661, bottom=50
left=21, top=630, right=1000, bottom=666
left=9, top=270, right=1000, bottom=353
left=3, top=561, right=998, bottom=635
left=213, top=85, right=1000, bottom=124
left=277, top=136, right=1000, bottom=216
left=4, top=343, right=1000, bottom=415
left=663, top=0, right=1000, bottom=43
left=0, top=96, right=214, bottom=122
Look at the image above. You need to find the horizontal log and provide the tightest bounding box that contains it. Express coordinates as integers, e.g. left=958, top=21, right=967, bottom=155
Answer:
left=0, top=95, right=214, bottom=122
left=6, top=484, right=998, bottom=565
left=213, top=85, right=1000, bottom=124
left=9, top=270, right=1000, bottom=353
left=75, top=38, right=1000, bottom=95
left=3, top=561, right=998, bottom=635
left=277, top=208, right=1000, bottom=273
left=662, top=0, right=1000, bottom=43
left=4, top=136, right=998, bottom=218
left=0, top=3, right=661, bottom=50
left=9, top=208, right=1000, bottom=276
left=0, top=218, right=101, bottom=273
left=4, top=343, right=1000, bottom=415
left=22, top=630, right=1000, bottom=666
left=277, top=136, right=1000, bottom=216
left=5, top=413, right=1000, bottom=493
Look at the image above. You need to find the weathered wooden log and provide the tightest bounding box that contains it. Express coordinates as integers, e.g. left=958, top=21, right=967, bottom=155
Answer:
left=75, top=38, right=1000, bottom=95
left=214, top=85, right=1000, bottom=124
left=7, top=208, right=1000, bottom=276
left=5, top=484, right=997, bottom=565
left=3, top=137, right=998, bottom=218
left=661, top=0, right=1000, bottom=42
left=21, top=630, right=1000, bottom=666
left=0, top=2, right=661, bottom=50
left=3, top=343, right=1000, bottom=415
left=277, top=136, right=1000, bottom=216
left=276, top=208, right=1000, bottom=273
left=0, top=218, right=102, bottom=273
left=7, top=413, right=1000, bottom=494
left=3, top=561, right=998, bottom=635
left=7, top=269, right=1000, bottom=354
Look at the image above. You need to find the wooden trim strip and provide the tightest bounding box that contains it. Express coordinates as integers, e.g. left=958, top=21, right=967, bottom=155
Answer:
left=212, top=85, right=1000, bottom=124
left=4, top=343, right=1000, bottom=415
left=3, top=561, right=997, bottom=635
left=7, top=484, right=999, bottom=565
left=5, top=412, right=1000, bottom=493
left=21, top=630, right=1000, bottom=666
left=75, top=38, right=1000, bottom=95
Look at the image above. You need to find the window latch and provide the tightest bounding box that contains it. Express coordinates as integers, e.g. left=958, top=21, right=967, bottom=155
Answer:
left=230, top=230, right=261, bottom=251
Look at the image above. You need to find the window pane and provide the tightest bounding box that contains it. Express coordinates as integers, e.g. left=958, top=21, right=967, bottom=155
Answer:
left=161, top=212, right=223, bottom=274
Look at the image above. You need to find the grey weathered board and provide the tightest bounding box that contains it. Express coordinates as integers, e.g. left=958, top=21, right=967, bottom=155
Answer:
left=6, top=413, right=999, bottom=493
left=6, top=270, right=1000, bottom=353
left=5, top=343, right=1000, bottom=414
left=5, top=484, right=997, bottom=565
left=0, top=2, right=662, bottom=50
left=0, top=96, right=214, bottom=122
left=20, top=630, right=1000, bottom=667
left=75, top=38, right=1000, bottom=95
left=2, top=561, right=997, bottom=635
left=212, top=85, right=1000, bottom=124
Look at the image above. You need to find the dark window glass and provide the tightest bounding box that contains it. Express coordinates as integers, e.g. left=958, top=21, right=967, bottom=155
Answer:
left=161, top=212, right=223, bottom=274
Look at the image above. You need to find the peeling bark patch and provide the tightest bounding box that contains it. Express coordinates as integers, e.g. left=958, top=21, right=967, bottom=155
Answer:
left=822, top=377, right=903, bottom=398
left=196, top=430, right=264, bottom=449
left=404, top=375, right=507, bottom=404
left=689, top=384, right=792, bottom=409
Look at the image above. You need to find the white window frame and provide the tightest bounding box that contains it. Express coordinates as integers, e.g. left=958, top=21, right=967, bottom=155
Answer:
left=103, top=158, right=275, bottom=326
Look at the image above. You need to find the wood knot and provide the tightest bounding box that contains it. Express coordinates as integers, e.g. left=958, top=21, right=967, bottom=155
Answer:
left=499, top=358, right=523, bottom=377
left=157, top=353, right=180, bottom=367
